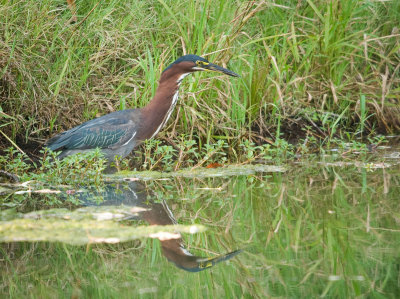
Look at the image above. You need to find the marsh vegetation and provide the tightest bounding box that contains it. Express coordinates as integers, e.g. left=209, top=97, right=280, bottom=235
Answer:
left=1, top=0, right=399, bottom=166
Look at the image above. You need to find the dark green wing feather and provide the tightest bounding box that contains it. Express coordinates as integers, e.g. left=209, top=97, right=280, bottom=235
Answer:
left=46, top=109, right=141, bottom=151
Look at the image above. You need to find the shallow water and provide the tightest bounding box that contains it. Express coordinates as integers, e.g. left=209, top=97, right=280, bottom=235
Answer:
left=1, top=149, right=400, bottom=297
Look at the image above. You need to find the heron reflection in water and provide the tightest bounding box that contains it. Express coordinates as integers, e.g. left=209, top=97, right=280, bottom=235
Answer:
left=77, top=181, right=241, bottom=272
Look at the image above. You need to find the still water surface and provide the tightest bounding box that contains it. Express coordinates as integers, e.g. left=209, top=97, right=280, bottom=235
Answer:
left=1, top=151, right=400, bottom=297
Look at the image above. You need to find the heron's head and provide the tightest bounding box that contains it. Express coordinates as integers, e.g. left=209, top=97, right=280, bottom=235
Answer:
left=163, top=54, right=239, bottom=79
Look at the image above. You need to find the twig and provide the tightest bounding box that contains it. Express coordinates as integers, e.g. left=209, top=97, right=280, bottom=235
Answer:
left=0, top=129, right=33, bottom=162
left=0, top=170, right=20, bottom=183
left=71, top=0, right=102, bottom=34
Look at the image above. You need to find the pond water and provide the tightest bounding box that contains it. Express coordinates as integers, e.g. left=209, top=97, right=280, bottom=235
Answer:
left=1, top=148, right=400, bottom=297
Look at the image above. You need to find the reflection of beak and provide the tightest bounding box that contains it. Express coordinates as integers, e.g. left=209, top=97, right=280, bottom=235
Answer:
left=204, top=63, right=240, bottom=77
left=196, top=249, right=243, bottom=270
left=178, top=249, right=242, bottom=272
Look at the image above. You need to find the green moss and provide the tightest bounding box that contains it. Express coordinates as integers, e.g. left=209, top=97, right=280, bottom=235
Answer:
left=113, top=164, right=285, bottom=180
left=0, top=206, right=205, bottom=245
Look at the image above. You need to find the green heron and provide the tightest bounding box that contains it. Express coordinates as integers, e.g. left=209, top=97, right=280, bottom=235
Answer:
left=45, top=54, right=239, bottom=162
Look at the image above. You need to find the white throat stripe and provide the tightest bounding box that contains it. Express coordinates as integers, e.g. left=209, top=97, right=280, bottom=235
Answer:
left=150, top=73, right=190, bottom=139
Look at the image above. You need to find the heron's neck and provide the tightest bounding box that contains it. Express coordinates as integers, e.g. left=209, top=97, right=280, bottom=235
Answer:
left=141, top=72, right=189, bottom=139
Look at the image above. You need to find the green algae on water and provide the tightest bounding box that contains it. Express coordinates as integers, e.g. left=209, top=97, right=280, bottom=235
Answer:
left=0, top=206, right=205, bottom=245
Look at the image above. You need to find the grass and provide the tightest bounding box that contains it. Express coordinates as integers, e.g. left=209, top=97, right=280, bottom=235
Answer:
left=0, top=0, right=399, bottom=159
left=0, top=132, right=384, bottom=184
left=1, top=162, right=400, bottom=297
left=0, top=147, right=106, bottom=187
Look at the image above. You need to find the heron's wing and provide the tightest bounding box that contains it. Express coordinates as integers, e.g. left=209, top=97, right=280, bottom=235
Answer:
left=45, top=110, right=141, bottom=151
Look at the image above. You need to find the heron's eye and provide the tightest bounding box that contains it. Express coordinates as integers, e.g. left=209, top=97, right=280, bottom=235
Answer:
left=196, top=60, right=209, bottom=67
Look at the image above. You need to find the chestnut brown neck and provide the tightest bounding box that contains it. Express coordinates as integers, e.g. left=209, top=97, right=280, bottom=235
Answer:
left=139, top=64, right=192, bottom=140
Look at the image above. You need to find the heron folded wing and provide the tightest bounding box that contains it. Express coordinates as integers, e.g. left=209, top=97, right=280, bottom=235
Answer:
left=68, top=126, right=129, bottom=149
left=46, top=111, right=141, bottom=151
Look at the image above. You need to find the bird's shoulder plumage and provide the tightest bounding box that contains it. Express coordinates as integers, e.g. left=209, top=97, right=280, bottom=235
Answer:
left=45, top=109, right=142, bottom=151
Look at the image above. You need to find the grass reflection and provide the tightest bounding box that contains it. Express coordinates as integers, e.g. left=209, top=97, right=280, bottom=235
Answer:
left=1, top=163, right=400, bottom=297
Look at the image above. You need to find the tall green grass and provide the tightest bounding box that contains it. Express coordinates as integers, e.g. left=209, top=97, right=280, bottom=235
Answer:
left=0, top=0, right=399, bottom=152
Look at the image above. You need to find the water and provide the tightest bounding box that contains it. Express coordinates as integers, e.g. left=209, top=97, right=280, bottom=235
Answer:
left=1, top=150, right=400, bottom=297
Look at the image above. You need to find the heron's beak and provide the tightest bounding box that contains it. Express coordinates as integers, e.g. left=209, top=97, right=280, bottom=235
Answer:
left=204, top=63, right=240, bottom=77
